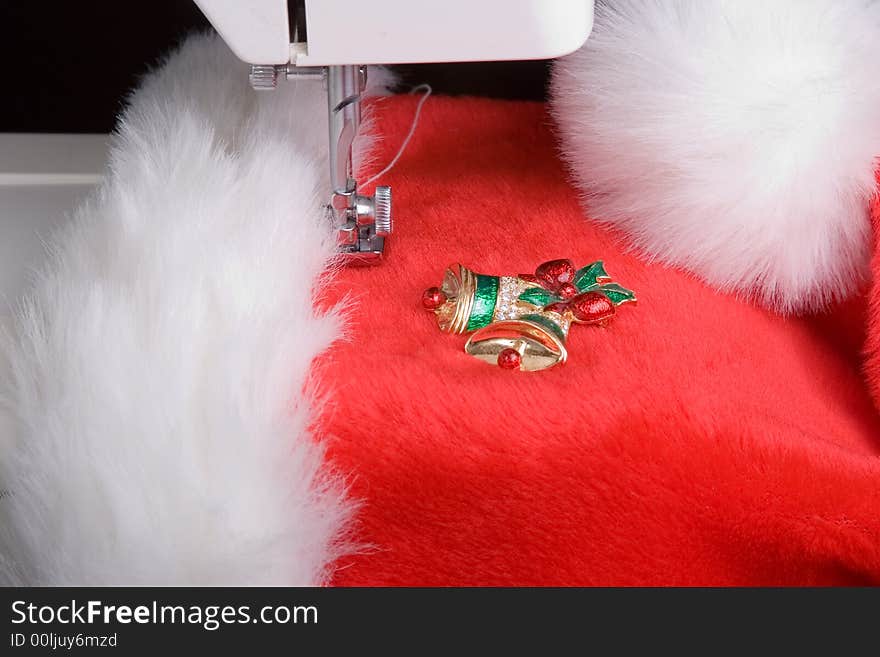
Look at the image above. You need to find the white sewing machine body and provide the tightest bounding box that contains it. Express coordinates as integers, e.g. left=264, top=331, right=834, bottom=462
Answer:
left=195, top=0, right=594, bottom=66
left=193, top=0, right=595, bottom=263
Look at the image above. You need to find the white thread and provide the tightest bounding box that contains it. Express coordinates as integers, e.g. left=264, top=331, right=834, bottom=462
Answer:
left=362, top=84, right=432, bottom=188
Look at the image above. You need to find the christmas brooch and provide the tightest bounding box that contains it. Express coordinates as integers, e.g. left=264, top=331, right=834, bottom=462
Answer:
left=422, top=259, right=636, bottom=372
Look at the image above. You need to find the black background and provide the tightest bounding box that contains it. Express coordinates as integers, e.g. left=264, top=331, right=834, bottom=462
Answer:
left=0, top=1, right=550, bottom=134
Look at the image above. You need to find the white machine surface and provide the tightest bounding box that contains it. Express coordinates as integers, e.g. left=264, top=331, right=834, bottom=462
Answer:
left=0, top=134, right=107, bottom=324
left=195, top=0, right=595, bottom=66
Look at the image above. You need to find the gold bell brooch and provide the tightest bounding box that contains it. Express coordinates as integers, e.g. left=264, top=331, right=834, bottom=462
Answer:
left=421, top=259, right=636, bottom=372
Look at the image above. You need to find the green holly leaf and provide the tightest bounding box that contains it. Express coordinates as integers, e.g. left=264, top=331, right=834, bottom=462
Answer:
left=573, top=261, right=611, bottom=291
left=518, top=287, right=560, bottom=308
left=598, top=283, right=637, bottom=305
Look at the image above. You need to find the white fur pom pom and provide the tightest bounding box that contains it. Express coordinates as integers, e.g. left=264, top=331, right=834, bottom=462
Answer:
left=551, top=0, right=880, bottom=312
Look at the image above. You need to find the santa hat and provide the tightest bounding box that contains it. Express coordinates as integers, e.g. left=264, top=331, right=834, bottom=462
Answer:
left=3, top=1, right=880, bottom=585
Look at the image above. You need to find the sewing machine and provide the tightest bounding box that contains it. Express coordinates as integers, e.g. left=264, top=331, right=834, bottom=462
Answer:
left=193, top=0, right=595, bottom=262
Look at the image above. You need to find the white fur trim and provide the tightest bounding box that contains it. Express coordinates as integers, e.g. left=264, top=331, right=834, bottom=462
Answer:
left=551, top=0, right=880, bottom=312
left=0, top=34, right=381, bottom=585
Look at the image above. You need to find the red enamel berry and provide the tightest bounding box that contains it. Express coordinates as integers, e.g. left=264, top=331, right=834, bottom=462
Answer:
left=534, top=259, right=575, bottom=291
left=421, top=286, right=447, bottom=310
left=568, top=292, right=615, bottom=324
left=558, top=282, right=579, bottom=299
left=497, top=348, right=522, bottom=370
left=543, top=302, right=570, bottom=316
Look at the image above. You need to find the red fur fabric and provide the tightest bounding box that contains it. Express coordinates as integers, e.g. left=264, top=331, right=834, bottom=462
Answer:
left=319, top=96, right=880, bottom=585
left=863, top=173, right=880, bottom=409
